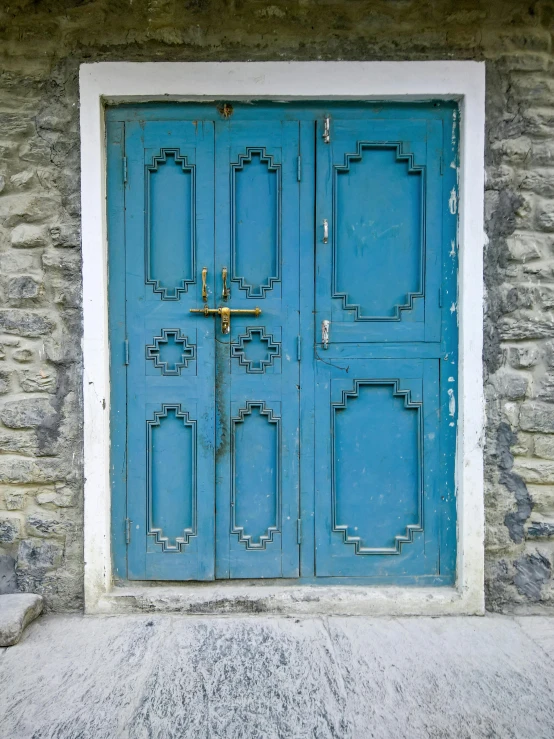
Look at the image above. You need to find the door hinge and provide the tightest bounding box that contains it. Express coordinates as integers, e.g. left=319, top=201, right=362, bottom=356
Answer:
left=123, top=156, right=127, bottom=183
left=124, top=339, right=129, bottom=365
left=438, top=288, right=443, bottom=308
left=297, top=155, right=302, bottom=181
left=297, top=518, right=302, bottom=544
left=297, top=335, right=302, bottom=362
left=439, top=153, right=444, bottom=175
left=125, top=518, right=132, bottom=545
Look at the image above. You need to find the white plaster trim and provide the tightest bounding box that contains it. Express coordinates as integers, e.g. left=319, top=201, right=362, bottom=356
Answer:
left=80, top=62, right=485, bottom=615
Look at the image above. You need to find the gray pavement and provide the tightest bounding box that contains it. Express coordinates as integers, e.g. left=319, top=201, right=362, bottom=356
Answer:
left=1, top=613, right=554, bottom=738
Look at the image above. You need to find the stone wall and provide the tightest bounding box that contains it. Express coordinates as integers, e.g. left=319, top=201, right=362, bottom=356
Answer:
left=0, top=0, right=553, bottom=611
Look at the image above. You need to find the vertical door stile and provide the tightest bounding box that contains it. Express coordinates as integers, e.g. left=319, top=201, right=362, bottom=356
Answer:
left=214, top=115, right=301, bottom=579
left=123, top=118, right=216, bottom=581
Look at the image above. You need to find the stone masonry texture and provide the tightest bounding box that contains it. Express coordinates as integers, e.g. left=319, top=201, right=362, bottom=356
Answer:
left=0, top=0, right=553, bottom=611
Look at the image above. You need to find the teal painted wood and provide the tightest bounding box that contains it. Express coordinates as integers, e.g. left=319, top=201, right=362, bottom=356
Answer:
left=313, top=106, right=458, bottom=580
left=107, top=102, right=458, bottom=586
left=214, top=119, right=300, bottom=579
left=124, top=120, right=216, bottom=580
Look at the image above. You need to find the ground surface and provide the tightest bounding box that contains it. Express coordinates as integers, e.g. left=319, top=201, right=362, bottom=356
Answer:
left=0, top=613, right=553, bottom=738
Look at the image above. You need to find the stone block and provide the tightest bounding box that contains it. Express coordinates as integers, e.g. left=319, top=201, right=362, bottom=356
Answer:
left=0, top=593, right=43, bottom=646
left=534, top=436, right=554, bottom=460
left=18, top=139, right=52, bottom=166
left=12, top=348, right=34, bottom=363
left=0, top=113, right=31, bottom=137
left=0, top=431, right=38, bottom=455
left=0, top=554, right=17, bottom=595
left=7, top=275, right=42, bottom=300
left=0, top=251, right=41, bottom=273
left=520, top=402, right=554, bottom=433
left=499, top=315, right=554, bottom=341
left=527, top=485, right=554, bottom=514
left=0, top=457, right=67, bottom=485
left=527, top=521, right=554, bottom=539
left=16, top=539, right=63, bottom=573
left=42, top=249, right=81, bottom=276
left=0, top=370, right=12, bottom=395
left=25, top=513, right=66, bottom=539
left=0, top=309, right=55, bottom=337
left=19, top=369, right=57, bottom=393
left=0, top=517, right=21, bottom=544
left=0, top=397, right=57, bottom=429
left=531, top=143, right=554, bottom=167
left=3, top=490, right=25, bottom=510
left=513, top=459, right=554, bottom=484
left=49, top=223, right=80, bottom=248
left=535, top=201, right=554, bottom=232
left=489, top=370, right=528, bottom=400
left=514, top=552, right=551, bottom=601
left=10, top=170, right=36, bottom=190
left=520, top=170, right=554, bottom=199
left=508, top=346, right=540, bottom=370
left=10, top=224, right=48, bottom=249
left=505, top=233, right=543, bottom=262
left=36, top=485, right=75, bottom=508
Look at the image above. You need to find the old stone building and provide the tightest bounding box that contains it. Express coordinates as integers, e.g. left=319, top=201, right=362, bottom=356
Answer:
left=0, top=0, right=553, bottom=615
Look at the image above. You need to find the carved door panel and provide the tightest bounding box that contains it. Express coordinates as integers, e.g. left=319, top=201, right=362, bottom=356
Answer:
left=124, top=121, right=216, bottom=580
left=314, top=359, right=442, bottom=577
left=315, top=118, right=443, bottom=343
left=213, top=120, right=300, bottom=579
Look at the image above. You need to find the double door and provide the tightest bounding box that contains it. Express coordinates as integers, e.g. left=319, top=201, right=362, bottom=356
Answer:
left=107, top=103, right=458, bottom=584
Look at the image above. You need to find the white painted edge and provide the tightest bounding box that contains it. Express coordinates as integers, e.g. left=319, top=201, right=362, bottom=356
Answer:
left=80, top=62, right=486, bottom=616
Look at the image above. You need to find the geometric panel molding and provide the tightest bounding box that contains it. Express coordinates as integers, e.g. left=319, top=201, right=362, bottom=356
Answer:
left=331, top=379, right=423, bottom=554
left=231, top=401, right=281, bottom=549
left=230, top=327, right=280, bottom=374
left=333, top=142, right=425, bottom=321
left=230, top=148, right=281, bottom=298
left=146, top=404, right=197, bottom=552
left=145, top=328, right=196, bottom=375
left=145, top=148, right=196, bottom=300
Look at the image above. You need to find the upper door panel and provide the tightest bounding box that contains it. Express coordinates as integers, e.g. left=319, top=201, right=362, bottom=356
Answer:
left=316, top=117, right=443, bottom=344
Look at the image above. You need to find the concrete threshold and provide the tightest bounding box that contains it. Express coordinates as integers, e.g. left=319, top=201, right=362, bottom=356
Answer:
left=93, top=582, right=483, bottom=616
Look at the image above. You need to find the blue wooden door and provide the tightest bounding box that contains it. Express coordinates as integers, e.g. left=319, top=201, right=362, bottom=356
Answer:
left=313, top=111, right=457, bottom=581
left=110, top=108, right=301, bottom=581
left=108, top=102, right=457, bottom=585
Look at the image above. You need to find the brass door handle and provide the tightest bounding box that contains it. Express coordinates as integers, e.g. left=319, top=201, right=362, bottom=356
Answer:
left=221, top=267, right=230, bottom=301
left=190, top=306, right=262, bottom=335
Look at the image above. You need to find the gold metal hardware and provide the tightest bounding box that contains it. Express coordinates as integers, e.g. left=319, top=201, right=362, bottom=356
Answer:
left=222, top=267, right=230, bottom=301
left=201, top=267, right=208, bottom=302
left=190, top=306, right=262, bottom=335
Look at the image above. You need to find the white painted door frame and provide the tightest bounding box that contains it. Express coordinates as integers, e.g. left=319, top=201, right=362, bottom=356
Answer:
left=80, top=61, right=486, bottom=615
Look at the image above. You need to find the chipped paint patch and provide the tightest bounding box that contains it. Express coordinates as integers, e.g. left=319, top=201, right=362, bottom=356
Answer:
left=448, top=388, right=456, bottom=417
left=450, top=302, right=457, bottom=314
left=449, top=188, right=457, bottom=215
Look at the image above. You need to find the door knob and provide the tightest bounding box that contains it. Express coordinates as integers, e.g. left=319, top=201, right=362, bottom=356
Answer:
left=190, top=306, right=262, bottom=335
